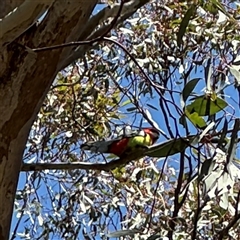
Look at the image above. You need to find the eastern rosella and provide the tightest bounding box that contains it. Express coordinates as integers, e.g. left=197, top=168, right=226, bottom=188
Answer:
left=81, top=127, right=160, bottom=157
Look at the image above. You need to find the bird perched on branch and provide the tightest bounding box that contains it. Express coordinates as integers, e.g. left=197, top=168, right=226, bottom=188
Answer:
left=81, top=127, right=160, bottom=158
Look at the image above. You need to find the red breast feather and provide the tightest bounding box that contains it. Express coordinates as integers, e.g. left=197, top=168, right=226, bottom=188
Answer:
left=108, top=138, right=129, bottom=157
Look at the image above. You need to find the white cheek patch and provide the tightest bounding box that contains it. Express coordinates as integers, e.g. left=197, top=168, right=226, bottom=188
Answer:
left=139, top=130, right=145, bottom=136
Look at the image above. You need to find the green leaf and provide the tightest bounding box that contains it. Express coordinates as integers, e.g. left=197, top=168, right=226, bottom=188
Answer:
left=219, top=192, right=229, bottom=210
left=126, top=107, right=137, bottom=112
left=205, top=59, right=212, bottom=93
left=185, top=110, right=207, bottom=128
left=104, top=78, right=109, bottom=92
left=179, top=114, right=188, bottom=128
left=211, top=0, right=232, bottom=19
left=199, top=158, right=215, bottom=181
left=182, top=78, right=201, bottom=103
left=205, top=2, right=218, bottom=15
left=204, top=170, right=221, bottom=196
left=147, top=234, right=162, bottom=240
left=146, top=136, right=195, bottom=157
left=229, top=65, right=240, bottom=85
left=186, top=96, right=227, bottom=116
left=146, top=103, right=158, bottom=111
left=107, top=230, right=140, bottom=238
left=227, top=119, right=240, bottom=164
left=177, top=5, right=196, bottom=47
left=121, top=99, right=132, bottom=107
left=217, top=118, right=229, bottom=148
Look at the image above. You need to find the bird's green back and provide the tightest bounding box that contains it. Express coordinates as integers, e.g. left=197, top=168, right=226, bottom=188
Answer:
left=128, top=134, right=152, bottom=148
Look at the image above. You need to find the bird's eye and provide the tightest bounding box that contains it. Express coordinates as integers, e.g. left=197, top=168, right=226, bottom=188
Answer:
left=152, top=132, right=159, bottom=138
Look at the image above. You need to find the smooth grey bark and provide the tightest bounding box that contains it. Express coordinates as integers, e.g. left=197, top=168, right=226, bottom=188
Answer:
left=0, top=1, right=97, bottom=239
left=0, top=0, right=25, bottom=18
left=0, top=1, right=53, bottom=45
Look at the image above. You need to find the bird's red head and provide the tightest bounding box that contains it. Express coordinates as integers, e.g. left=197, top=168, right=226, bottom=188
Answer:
left=143, top=127, right=160, bottom=144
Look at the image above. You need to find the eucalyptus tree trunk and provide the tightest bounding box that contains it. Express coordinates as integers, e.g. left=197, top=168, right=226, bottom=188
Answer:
left=0, top=1, right=97, bottom=239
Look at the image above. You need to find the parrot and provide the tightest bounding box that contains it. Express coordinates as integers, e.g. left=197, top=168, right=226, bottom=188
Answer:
left=81, top=127, right=160, bottom=157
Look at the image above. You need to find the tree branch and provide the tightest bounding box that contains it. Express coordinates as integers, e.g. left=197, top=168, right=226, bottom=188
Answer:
left=0, top=0, right=25, bottom=19
left=21, top=150, right=147, bottom=172
left=78, top=0, right=148, bottom=41
left=58, top=0, right=150, bottom=70
left=0, top=0, right=53, bottom=47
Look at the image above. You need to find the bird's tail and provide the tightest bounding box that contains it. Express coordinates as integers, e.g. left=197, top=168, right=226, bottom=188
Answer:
left=81, top=139, right=115, bottom=154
